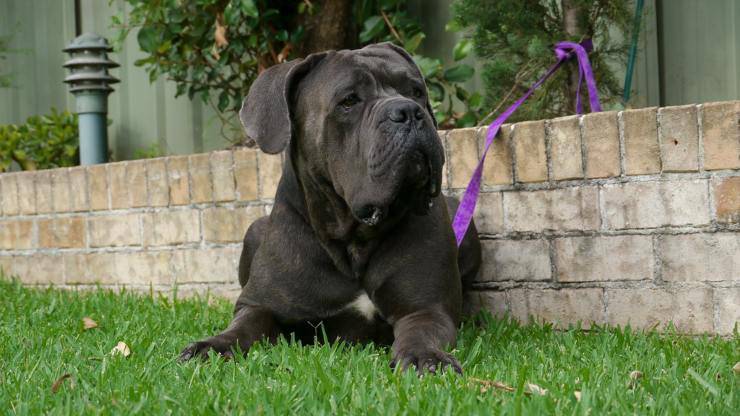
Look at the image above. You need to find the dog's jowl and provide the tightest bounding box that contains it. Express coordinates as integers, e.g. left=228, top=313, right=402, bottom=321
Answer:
left=179, top=42, right=481, bottom=374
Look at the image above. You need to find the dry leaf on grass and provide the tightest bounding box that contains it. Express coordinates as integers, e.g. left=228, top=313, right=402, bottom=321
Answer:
left=82, top=317, right=98, bottom=330
left=525, top=383, right=548, bottom=396
left=574, top=391, right=582, bottom=401
left=471, top=378, right=547, bottom=396
left=110, top=341, right=131, bottom=357
left=470, top=377, right=515, bottom=393
left=627, top=370, right=643, bottom=389
left=51, top=373, right=71, bottom=393
left=733, top=362, right=740, bottom=375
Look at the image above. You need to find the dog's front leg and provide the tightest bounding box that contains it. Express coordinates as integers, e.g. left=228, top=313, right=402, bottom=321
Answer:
left=179, top=305, right=279, bottom=361
left=389, top=307, right=461, bottom=374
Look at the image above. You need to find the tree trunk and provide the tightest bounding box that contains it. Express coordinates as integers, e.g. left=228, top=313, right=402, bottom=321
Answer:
left=295, top=0, right=356, bottom=57
left=561, top=0, right=587, bottom=113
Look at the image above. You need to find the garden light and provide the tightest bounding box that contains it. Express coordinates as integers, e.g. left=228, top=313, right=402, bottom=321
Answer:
left=63, top=32, right=119, bottom=165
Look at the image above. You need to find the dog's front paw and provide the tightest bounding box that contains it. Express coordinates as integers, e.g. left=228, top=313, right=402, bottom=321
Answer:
left=390, top=347, right=462, bottom=375
left=178, top=336, right=237, bottom=362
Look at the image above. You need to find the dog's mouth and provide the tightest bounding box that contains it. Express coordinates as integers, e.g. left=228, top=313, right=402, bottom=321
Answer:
left=354, top=153, right=436, bottom=227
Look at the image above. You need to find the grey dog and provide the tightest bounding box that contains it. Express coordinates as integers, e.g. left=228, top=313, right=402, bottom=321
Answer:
left=179, top=42, right=481, bottom=374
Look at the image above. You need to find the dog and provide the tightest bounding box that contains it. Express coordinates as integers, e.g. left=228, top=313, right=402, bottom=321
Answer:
left=179, top=42, right=481, bottom=374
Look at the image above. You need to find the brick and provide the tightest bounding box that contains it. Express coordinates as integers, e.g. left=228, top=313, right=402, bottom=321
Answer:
left=702, top=101, right=740, bottom=170
left=659, top=105, right=698, bottom=172
left=623, top=107, right=660, bottom=175
left=478, top=239, right=550, bottom=282
left=183, top=247, right=240, bottom=283
left=128, top=160, right=148, bottom=208
left=0, top=255, right=13, bottom=277
left=0, top=174, right=19, bottom=215
left=189, top=153, right=212, bottom=203
left=509, top=288, right=604, bottom=328
left=64, top=253, right=108, bottom=284
left=66, top=251, right=179, bottom=285
left=713, top=176, right=740, bottom=223
left=659, top=233, right=739, bottom=282
left=715, top=287, right=740, bottom=335
left=504, top=186, right=599, bottom=232
left=31, top=254, right=65, bottom=284
left=472, top=192, right=503, bottom=234
left=108, top=162, right=128, bottom=209
left=106, top=160, right=147, bottom=209
left=258, top=152, right=283, bottom=199
left=606, top=288, right=713, bottom=333
left=601, top=180, right=710, bottom=229
left=447, top=128, right=479, bottom=189
left=233, top=148, right=259, bottom=201
left=479, top=124, right=513, bottom=186
left=68, top=167, right=89, bottom=212
left=87, top=164, right=109, bottom=211
left=167, top=156, right=190, bottom=206
left=478, top=291, right=509, bottom=319
left=582, top=111, right=620, bottom=178
left=439, top=131, right=449, bottom=190
left=555, top=235, right=652, bottom=282
left=119, top=250, right=187, bottom=285
left=12, top=254, right=64, bottom=285
left=548, top=115, right=583, bottom=180
left=15, top=172, right=35, bottom=215
left=143, top=210, right=200, bottom=246
left=202, top=205, right=263, bottom=243
left=1, top=255, right=23, bottom=279
left=51, top=169, right=71, bottom=213
left=88, top=214, right=142, bottom=247
left=173, top=283, right=243, bottom=303
left=0, top=220, right=33, bottom=249
left=513, top=120, right=547, bottom=183
left=38, top=217, right=85, bottom=248
left=146, top=158, right=169, bottom=207
left=35, top=171, right=53, bottom=213
left=211, top=150, right=236, bottom=202
left=3, top=256, right=27, bottom=281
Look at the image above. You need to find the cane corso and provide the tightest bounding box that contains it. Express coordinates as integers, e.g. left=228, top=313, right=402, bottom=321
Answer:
left=179, top=42, right=481, bottom=374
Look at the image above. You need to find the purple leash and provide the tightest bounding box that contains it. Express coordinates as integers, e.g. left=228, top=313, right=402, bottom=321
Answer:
left=452, top=40, right=602, bottom=246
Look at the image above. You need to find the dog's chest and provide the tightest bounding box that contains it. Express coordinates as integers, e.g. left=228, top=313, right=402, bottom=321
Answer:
left=344, top=292, right=378, bottom=321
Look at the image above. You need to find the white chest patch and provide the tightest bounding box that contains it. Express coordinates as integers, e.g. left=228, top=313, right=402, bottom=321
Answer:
left=346, top=293, right=377, bottom=321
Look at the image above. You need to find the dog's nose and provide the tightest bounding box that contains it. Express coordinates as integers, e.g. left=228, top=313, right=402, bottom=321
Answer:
left=388, top=102, right=424, bottom=124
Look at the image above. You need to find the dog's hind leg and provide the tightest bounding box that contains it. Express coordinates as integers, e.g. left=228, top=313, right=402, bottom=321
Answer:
left=238, top=216, right=269, bottom=288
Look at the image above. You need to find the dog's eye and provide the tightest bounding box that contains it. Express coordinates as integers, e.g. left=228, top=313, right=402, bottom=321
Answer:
left=412, top=88, right=424, bottom=99
left=338, top=93, right=361, bottom=110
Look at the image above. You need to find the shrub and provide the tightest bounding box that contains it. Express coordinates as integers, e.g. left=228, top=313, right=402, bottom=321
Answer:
left=451, top=0, right=632, bottom=123
left=113, top=0, right=482, bottom=137
left=0, top=109, right=79, bottom=172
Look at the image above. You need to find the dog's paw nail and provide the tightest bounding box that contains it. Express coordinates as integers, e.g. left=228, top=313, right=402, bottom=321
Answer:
left=178, top=347, right=195, bottom=362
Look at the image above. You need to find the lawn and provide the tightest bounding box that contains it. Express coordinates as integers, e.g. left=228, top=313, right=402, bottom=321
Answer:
left=0, top=278, right=737, bottom=415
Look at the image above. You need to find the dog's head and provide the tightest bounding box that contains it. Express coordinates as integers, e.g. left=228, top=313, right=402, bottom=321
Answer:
left=240, top=43, right=444, bottom=226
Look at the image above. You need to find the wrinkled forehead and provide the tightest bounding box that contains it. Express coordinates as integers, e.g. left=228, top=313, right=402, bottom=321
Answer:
left=299, top=48, right=422, bottom=99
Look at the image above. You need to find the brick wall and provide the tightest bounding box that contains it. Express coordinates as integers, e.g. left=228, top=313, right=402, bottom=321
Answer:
left=1, top=101, right=738, bottom=334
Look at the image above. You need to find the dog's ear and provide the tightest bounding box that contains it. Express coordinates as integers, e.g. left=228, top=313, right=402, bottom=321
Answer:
left=369, top=42, right=438, bottom=128
left=239, top=52, right=328, bottom=154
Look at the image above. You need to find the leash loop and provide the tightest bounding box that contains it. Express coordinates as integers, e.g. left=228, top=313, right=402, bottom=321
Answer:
left=452, top=39, right=601, bottom=246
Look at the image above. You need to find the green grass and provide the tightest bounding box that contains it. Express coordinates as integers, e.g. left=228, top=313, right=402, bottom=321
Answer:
left=0, top=278, right=737, bottom=415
